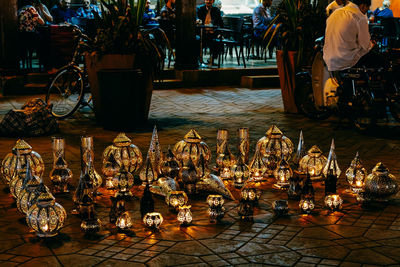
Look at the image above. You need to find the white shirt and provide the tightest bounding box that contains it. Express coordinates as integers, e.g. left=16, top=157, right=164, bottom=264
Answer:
left=323, top=2, right=372, bottom=71
left=326, top=1, right=343, bottom=16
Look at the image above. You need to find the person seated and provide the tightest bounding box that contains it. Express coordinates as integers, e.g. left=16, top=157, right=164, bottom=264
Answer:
left=142, top=0, right=158, bottom=28
left=326, top=0, right=348, bottom=17
left=214, top=0, right=224, bottom=17
left=158, top=0, right=176, bottom=45
left=50, top=0, right=76, bottom=24
left=33, top=0, right=53, bottom=24
left=76, top=0, right=101, bottom=19
left=252, top=0, right=275, bottom=58
left=196, top=0, right=224, bottom=64
left=373, top=0, right=393, bottom=19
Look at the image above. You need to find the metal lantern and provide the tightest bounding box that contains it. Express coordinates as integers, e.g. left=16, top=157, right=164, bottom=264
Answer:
left=299, top=197, right=315, bottom=214
left=345, top=152, right=367, bottom=193
left=256, top=125, right=294, bottom=165
left=231, top=157, right=250, bottom=189
left=241, top=187, right=261, bottom=204
left=114, top=166, right=134, bottom=199
left=299, top=145, right=327, bottom=180
left=109, top=195, right=126, bottom=224
left=148, top=126, right=163, bottom=175
left=81, top=136, right=102, bottom=190
left=238, top=200, right=254, bottom=221
left=249, top=148, right=268, bottom=181
left=216, top=145, right=235, bottom=179
left=322, top=139, right=341, bottom=178
left=50, top=137, right=72, bottom=194
left=273, top=158, right=292, bottom=189
left=1, top=139, right=44, bottom=184
left=18, top=181, right=50, bottom=215
left=325, top=194, right=343, bottom=211
left=26, top=190, right=66, bottom=237
left=177, top=205, right=192, bottom=225
left=79, top=187, right=101, bottom=234
left=161, top=147, right=180, bottom=178
left=166, top=190, right=188, bottom=211
left=73, top=157, right=94, bottom=208
left=116, top=211, right=133, bottom=230
left=143, top=212, right=164, bottom=229
left=173, top=129, right=211, bottom=167
left=139, top=155, right=158, bottom=186
left=10, top=159, right=41, bottom=199
left=364, top=162, right=399, bottom=201
left=238, top=128, right=250, bottom=165
left=293, top=130, right=306, bottom=166
left=207, top=194, right=225, bottom=223
left=216, top=129, right=229, bottom=155
left=272, top=200, right=289, bottom=216
left=178, top=158, right=199, bottom=194
left=103, top=153, right=119, bottom=190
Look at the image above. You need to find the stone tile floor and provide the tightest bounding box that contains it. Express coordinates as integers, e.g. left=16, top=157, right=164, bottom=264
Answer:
left=0, top=87, right=400, bottom=266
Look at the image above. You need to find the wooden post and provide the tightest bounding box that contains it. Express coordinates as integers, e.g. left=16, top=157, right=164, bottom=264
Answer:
left=0, top=0, right=18, bottom=70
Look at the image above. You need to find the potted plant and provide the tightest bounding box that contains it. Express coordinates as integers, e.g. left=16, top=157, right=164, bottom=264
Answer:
left=264, top=0, right=326, bottom=113
left=86, top=0, right=169, bottom=130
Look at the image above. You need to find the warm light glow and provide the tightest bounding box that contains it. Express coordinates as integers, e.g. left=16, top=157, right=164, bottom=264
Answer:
left=356, top=180, right=362, bottom=187
left=43, top=224, right=49, bottom=231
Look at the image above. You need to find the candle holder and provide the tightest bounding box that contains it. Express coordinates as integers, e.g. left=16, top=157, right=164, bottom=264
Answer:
left=143, top=212, right=164, bottom=229
left=322, top=139, right=341, bottom=178
left=109, top=195, right=126, bottom=224
left=207, top=195, right=225, bottom=223
left=50, top=137, right=72, bottom=194
left=26, top=189, right=66, bottom=237
left=345, top=152, right=367, bottom=193
left=173, top=129, right=211, bottom=167
left=177, top=205, right=193, bottom=225
left=273, top=158, right=292, bottom=189
left=231, top=157, right=250, bottom=189
left=249, top=148, right=268, bottom=182
left=238, top=128, right=250, bottom=165
left=116, top=211, right=133, bottom=231
left=241, top=187, right=261, bottom=205
left=292, top=130, right=306, bottom=166
left=237, top=200, right=254, bottom=221
left=272, top=200, right=289, bottom=216
left=160, top=147, right=180, bottom=179
left=299, top=145, right=327, bottom=180
left=299, top=197, right=315, bottom=214
left=325, top=194, right=343, bottom=211
left=166, top=191, right=188, bottom=212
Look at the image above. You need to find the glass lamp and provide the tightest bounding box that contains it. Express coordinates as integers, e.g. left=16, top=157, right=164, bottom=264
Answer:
left=1, top=139, right=44, bottom=185
left=116, top=211, right=133, bottom=231
left=325, top=194, right=343, bottom=211
left=114, top=166, right=134, bottom=199
left=238, top=200, right=254, bottom=221
left=273, top=158, right=292, bottom=189
left=139, top=155, right=158, bottom=186
left=231, top=157, right=250, bottom=189
left=26, top=189, right=67, bottom=237
left=80, top=136, right=102, bottom=190
left=166, top=191, right=188, bottom=211
left=241, top=187, right=261, bottom=205
left=143, top=212, right=164, bottom=229
left=345, top=152, right=367, bottom=193
left=160, top=147, right=180, bottom=179
left=216, top=145, right=235, bottom=180
left=238, top=128, right=250, bottom=165
left=299, top=145, right=327, bottom=180
left=299, top=197, right=315, bottom=214
left=273, top=200, right=289, bottom=216
left=364, top=162, right=399, bottom=201
left=173, top=129, right=211, bottom=167
left=177, top=205, right=192, bottom=225
left=207, top=194, right=225, bottom=223
left=322, top=139, right=341, bottom=178
left=249, top=148, right=268, bottom=181
left=50, top=137, right=72, bottom=193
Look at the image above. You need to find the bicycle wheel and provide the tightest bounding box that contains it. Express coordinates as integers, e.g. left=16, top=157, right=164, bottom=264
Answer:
left=46, top=66, right=84, bottom=119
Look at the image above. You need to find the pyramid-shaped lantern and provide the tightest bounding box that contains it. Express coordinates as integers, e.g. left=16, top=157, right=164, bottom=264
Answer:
left=293, top=130, right=306, bottom=165
left=149, top=126, right=162, bottom=175
left=345, top=152, right=367, bottom=193
left=323, top=139, right=341, bottom=178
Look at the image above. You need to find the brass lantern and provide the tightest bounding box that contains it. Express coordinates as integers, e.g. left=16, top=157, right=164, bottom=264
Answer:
left=18, top=181, right=50, bottom=215
left=207, top=194, right=225, bottom=223
left=166, top=191, right=188, bottom=211
left=345, top=152, right=367, bottom=193
left=364, top=163, right=399, bottom=201
left=178, top=157, right=199, bottom=194
left=143, top=212, right=164, bottom=229
left=102, top=133, right=143, bottom=188
left=114, top=166, right=134, bottom=199
left=299, top=145, right=327, bottom=180
left=160, top=147, right=180, bottom=178
left=139, top=155, right=158, bottom=186
left=1, top=139, right=44, bottom=184
left=299, top=198, right=315, bottom=214
left=216, top=145, right=236, bottom=180
left=249, top=148, right=268, bottom=181
left=238, top=128, right=250, bottom=165
left=177, top=205, right=192, bottom=225
left=322, top=139, right=341, bottom=178
left=10, top=159, right=41, bottom=199
left=116, top=211, right=133, bottom=230
left=173, top=129, right=211, bottom=167
left=148, top=126, right=163, bottom=175
left=241, top=187, right=261, bottom=204
left=273, top=158, right=292, bottom=189
left=325, top=194, right=343, bottom=211
left=231, top=157, right=250, bottom=189
left=50, top=137, right=72, bottom=194
left=79, top=187, right=101, bottom=234
left=80, top=136, right=102, bottom=190
left=26, top=190, right=67, bottom=237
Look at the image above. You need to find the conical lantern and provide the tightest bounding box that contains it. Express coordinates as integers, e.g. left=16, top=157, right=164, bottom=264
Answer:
left=18, top=180, right=50, bottom=215
left=293, top=130, right=306, bottom=166
left=273, top=158, right=292, bottom=189
left=248, top=148, right=268, bottom=181
left=148, top=126, right=163, bottom=175
left=256, top=125, right=294, bottom=162
left=50, top=137, right=72, bottom=194
left=10, top=159, right=41, bottom=199
left=139, top=154, right=158, bottom=185
left=299, top=145, right=327, bottom=180
left=160, top=147, right=180, bottom=178
left=216, top=145, right=235, bottom=180
left=231, top=156, right=250, bottom=189
left=113, top=165, right=134, bottom=199
left=173, top=129, right=211, bottom=167
left=364, top=163, right=399, bottom=200
left=81, top=136, right=102, bottom=190
left=26, top=189, right=66, bottom=237
left=322, top=139, right=341, bottom=178
left=1, top=139, right=44, bottom=184
left=345, top=152, right=367, bottom=193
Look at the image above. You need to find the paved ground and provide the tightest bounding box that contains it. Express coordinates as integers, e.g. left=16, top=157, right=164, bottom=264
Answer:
left=0, top=87, right=400, bottom=266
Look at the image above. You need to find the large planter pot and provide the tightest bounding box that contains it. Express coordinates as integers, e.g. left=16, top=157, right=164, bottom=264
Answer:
left=85, top=53, right=153, bottom=129
left=276, top=50, right=299, bottom=113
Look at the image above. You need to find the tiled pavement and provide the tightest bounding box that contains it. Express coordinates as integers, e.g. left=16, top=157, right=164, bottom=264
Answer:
left=0, top=87, right=400, bottom=266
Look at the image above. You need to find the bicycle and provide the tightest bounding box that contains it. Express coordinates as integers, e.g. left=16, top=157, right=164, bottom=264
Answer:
left=45, top=25, right=93, bottom=119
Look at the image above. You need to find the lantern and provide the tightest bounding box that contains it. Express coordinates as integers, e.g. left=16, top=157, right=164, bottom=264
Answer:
left=139, top=155, right=158, bottom=185
left=116, top=211, right=133, bottom=230
left=113, top=166, right=134, bottom=199
left=178, top=158, right=199, bottom=194
left=166, top=191, right=188, bottom=211
left=216, top=129, right=229, bottom=155
left=160, top=147, right=180, bottom=178
left=50, top=137, right=72, bottom=194
left=109, top=195, right=126, bottom=224
left=196, top=153, right=210, bottom=179
left=273, top=158, right=292, bottom=189
left=207, top=195, right=225, bottom=223
left=103, top=154, right=119, bottom=190
left=322, top=139, right=341, bottom=178
left=364, top=163, right=399, bottom=201
left=231, top=157, right=250, bottom=189
left=299, top=198, right=315, bottom=214
left=79, top=187, right=101, bottom=234
left=238, top=200, right=253, bottom=221
left=241, top=187, right=261, bottom=205
left=249, top=148, right=268, bottom=181
left=148, top=126, right=163, bottom=175
left=143, top=212, right=164, bottom=229
left=299, top=145, right=327, bottom=180
left=238, top=128, right=250, bottom=164
left=301, top=173, right=315, bottom=199
left=26, top=190, right=66, bottom=237
left=1, top=139, right=44, bottom=184
left=325, top=194, right=343, bottom=211
left=10, top=159, right=40, bottom=199
left=177, top=205, right=192, bottom=225
left=325, top=169, right=337, bottom=196
left=80, top=136, right=102, bottom=190
left=140, top=183, right=155, bottom=218
left=272, top=200, right=289, bottom=216
left=345, top=152, right=367, bottom=193
left=173, top=129, right=211, bottom=167
left=216, top=145, right=235, bottom=179
left=18, top=181, right=50, bottom=215
left=73, top=157, right=94, bottom=209
left=292, top=130, right=306, bottom=166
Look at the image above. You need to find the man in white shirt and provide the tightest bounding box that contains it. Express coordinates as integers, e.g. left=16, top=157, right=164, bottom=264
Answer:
left=326, top=0, right=348, bottom=16
left=323, top=0, right=376, bottom=71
